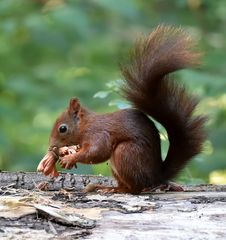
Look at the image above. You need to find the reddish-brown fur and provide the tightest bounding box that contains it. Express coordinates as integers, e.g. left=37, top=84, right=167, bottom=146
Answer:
left=40, top=26, right=207, bottom=193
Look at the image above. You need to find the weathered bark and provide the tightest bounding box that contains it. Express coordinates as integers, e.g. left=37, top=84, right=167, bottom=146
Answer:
left=0, top=171, right=226, bottom=240
left=0, top=171, right=115, bottom=190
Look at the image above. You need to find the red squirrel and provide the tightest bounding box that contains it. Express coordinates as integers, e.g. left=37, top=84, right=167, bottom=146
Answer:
left=37, top=25, right=207, bottom=194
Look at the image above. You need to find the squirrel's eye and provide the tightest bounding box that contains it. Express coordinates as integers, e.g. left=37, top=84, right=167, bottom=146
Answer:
left=58, top=124, right=68, bottom=134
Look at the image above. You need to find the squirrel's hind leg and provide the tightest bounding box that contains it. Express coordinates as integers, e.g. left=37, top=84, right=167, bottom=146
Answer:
left=93, top=171, right=139, bottom=194
left=108, top=142, right=157, bottom=194
left=143, top=182, right=184, bottom=192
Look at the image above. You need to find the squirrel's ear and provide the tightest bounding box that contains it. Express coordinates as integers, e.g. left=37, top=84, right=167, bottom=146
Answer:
left=68, top=97, right=80, bottom=116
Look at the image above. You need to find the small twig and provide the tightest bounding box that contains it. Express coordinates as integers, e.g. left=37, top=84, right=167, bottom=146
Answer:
left=48, top=220, right=58, bottom=235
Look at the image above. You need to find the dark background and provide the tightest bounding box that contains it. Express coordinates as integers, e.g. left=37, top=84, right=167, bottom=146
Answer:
left=0, top=0, right=226, bottom=184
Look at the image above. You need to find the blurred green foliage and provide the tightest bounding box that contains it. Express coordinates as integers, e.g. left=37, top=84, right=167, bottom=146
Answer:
left=0, top=0, right=226, bottom=183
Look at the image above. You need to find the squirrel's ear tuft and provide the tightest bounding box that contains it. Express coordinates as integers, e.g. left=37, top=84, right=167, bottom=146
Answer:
left=68, top=97, right=80, bottom=116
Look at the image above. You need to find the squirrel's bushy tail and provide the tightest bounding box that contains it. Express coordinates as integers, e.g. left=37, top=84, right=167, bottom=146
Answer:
left=121, top=25, right=207, bottom=181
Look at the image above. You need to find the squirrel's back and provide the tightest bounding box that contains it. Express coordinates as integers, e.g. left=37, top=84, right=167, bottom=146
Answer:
left=120, top=25, right=207, bottom=181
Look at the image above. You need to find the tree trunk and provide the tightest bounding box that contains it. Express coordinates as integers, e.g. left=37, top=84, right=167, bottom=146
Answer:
left=0, top=171, right=226, bottom=240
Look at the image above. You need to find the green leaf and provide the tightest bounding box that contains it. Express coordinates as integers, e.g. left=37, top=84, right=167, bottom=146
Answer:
left=108, top=99, right=131, bottom=109
left=93, top=91, right=110, bottom=99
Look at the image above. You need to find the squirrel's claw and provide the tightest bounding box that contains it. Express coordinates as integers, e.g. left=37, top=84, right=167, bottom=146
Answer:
left=59, top=155, right=77, bottom=169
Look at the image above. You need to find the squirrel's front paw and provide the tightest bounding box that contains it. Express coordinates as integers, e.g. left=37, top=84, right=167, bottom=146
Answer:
left=59, top=145, right=80, bottom=157
left=59, top=156, right=77, bottom=169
